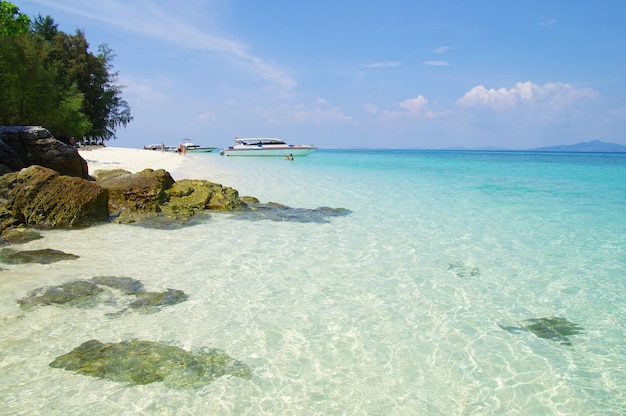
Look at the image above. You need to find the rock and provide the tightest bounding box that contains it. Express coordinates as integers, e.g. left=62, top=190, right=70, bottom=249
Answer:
left=232, top=202, right=351, bottom=223
left=448, top=262, right=481, bottom=277
left=0, top=171, right=17, bottom=200
left=8, top=165, right=109, bottom=228
left=164, top=179, right=246, bottom=213
left=0, top=248, right=79, bottom=265
left=499, top=317, right=583, bottom=346
left=128, top=288, right=189, bottom=313
left=17, top=276, right=188, bottom=315
left=17, top=280, right=101, bottom=308
left=50, top=339, right=252, bottom=388
left=0, top=126, right=88, bottom=178
left=0, top=172, right=20, bottom=231
left=90, top=276, right=146, bottom=295
left=95, top=171, right=247, bottom=227
left=1, top=127, right=351, bottom=232
left=240, top=196, right=260, bottom=205
left=0, top=227, right=43, bottom=244
left=95, top=168, right=175, bottom=213
left=112, top=211, right=207, bottom=229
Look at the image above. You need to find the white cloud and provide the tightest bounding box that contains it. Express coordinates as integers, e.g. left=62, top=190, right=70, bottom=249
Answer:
left=432, top=46, right=451, bottom=54
left=382, top=95, right=449, bottom=119
left=255, top=100, right=355, bottom=125
left=423, top=60, right=449, bottom=66
left=539, top=18, right=557, bottom=26
left=399, top=96, right=429, bottom=113
left=119, top=75, right=168, bottom=102
left=362, top=61, right=402, bottom=68
left=456, top=81, right=598, bottom=110
left=196, top=112, right=216, bottom=123
left=363, top=103, right=378, bottom=114
left=26, top=0, right=295, bottom=89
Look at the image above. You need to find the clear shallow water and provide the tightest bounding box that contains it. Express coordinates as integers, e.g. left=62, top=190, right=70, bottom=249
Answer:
left=1, top=150, right=625, bottom=415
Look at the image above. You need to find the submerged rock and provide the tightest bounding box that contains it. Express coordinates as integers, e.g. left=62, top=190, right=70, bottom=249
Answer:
left=0, top=227, right=43, bottom=244
left=448, top=262, right=480, bottom=277
left=233, top=202, right=351, bottom=223
left=90, top=276, right=145, bottom=295
left=128, top=288, right=189, bottom=313
left=499, top=317, right=583, bottom=346
left=0, top=248, right=79, bottom=264
left=113, top=211, right=210, bottom=229
left=17, top=280, right=102, bottom=308
left=17, top=276, right=189, bottom=315
left=50, top=339, right=252, bottom=388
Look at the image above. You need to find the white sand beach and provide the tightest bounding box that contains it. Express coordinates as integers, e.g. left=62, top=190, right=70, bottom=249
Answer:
left=78, top=147, right=185, bottom=176
left=78, top=145, right=234, bottom=182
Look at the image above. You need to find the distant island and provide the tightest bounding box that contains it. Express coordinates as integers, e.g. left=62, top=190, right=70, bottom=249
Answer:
left=530, top=140, right=626, bottom=153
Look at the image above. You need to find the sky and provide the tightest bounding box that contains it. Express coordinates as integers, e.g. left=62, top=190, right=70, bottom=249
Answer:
left=16, top=0, right=626, bottom=149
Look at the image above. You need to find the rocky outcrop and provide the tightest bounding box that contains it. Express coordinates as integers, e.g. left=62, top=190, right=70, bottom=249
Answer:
left=0, top=126, right=350, bottom=233
left=165, top=179, right=246, bottom=212
left=0, top=126, right=89, bottom=178
left=95, top=168, right=176, bottom=213
left=95, top=169, right=247, bottom=225
left=7, top=165, right=109, bottom=228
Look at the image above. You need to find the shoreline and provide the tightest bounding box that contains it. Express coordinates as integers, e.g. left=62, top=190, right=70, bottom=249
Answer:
left=78, top=146, right=211, bottom=181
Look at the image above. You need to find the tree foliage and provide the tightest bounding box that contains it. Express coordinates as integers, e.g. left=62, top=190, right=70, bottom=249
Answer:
left=0, top=1, right=132, bottom=140
left=0, top=1, right=29, bottom=36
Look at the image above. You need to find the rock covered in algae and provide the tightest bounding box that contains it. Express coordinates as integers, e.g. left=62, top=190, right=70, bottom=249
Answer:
left=0, top=227, right=43, bottom=244
left=17, top=276, right=188, bottom=314
left=17, top=280, right=103, bottom=308
left=0, top=248, right=79, bottom=264
left=50, top=339, right=252, bottom=388
left=113, top=211, right=210, bottom=229
left=233, top=202, right=351, bottom=223
left=9, top=165, right=108, bottom=228
left=448, top=261, right=480, bottom=277
left=128, top=288, right=188, bottom=310
left=499, top=317, right=583, bottom=346
left=91, top=275, right=146, bottom=295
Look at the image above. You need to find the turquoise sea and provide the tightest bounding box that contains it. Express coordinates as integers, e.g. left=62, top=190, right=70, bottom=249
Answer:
left=1, top=150, right=625, bottom=415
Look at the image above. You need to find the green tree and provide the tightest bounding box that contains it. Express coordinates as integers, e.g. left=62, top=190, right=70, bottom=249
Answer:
left=48, top=29, right=132, bottom=140
left=0, top=31, right=90, bottom=137
left=31, top=14, right=58, bottom=41
left=0, top=9, right=131, bottom=141
left=0, top=1, right=30, bottom=37
left=92, top=44, right=132, bottom=140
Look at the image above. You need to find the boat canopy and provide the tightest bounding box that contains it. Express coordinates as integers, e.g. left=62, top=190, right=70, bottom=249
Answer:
left=235, top=138, right=287, bottom=145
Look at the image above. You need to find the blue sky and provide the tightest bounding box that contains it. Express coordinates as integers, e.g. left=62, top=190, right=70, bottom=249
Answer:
left=17, top=0, right=626, bottom=149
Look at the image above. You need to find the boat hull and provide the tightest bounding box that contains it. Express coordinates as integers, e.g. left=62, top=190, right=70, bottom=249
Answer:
left=164, top=146, right=216, bottom=153
left=185, top=147, right=216, bottom=153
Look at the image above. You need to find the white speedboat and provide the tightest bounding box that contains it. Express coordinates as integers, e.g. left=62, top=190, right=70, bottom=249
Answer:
left=165, top=139, right=217, bottom=153
left=220, top=137, right=317, bottom=157
left=178, top=139, right=216, bottom=153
